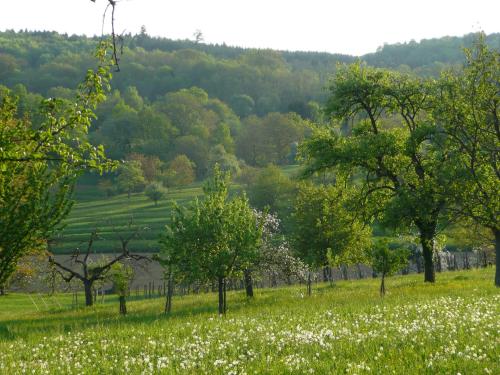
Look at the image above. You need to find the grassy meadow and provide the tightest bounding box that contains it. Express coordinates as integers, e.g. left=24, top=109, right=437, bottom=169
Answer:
left=0, top=268, right=498, bottom=374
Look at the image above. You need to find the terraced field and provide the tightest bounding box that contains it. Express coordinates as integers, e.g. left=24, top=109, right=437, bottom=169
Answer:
left=53, top=185, right=203, bottom=254
left=53, top=165, right=301, bottom=254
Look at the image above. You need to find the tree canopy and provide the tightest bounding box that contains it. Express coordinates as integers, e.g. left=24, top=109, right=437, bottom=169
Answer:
left=159, top=166, right=264, bottom=313
left=433, top=37, right=500, bottom=285
left=0, top=42, right=115, bottom=289
left=302, top=63, right=454, bottom=282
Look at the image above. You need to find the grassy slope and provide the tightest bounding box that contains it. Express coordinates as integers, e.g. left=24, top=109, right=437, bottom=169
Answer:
left=53, top=165, right=302, bottom=254
left=0, top=269, right=498, bottom=374
left=53, top=184, right=204, bottom=254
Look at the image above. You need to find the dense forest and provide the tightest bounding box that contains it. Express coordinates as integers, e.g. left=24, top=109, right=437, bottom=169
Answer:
left=1, top=30, right=499, bottom=181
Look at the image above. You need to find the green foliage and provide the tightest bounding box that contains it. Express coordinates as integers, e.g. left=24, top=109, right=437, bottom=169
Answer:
left=109, top=262, right=134, bottom=297
left=132, top=154, right=163, bottom=183
left=434, top=36, right=499, bottom=234
left=2, top=31, right=491, bottom=189
left=302, top=62, right=455, bottom=282
left=0, top=41, right=115, bottom=288
left=236, top=113, right=308, bottom=166
left=207, top=144, right=241, bottom=178
left=364, top=32, right=500, bottom=72
left=369, top=239, right=409, bottom=295
left=116, top=160, right=146, bottom=198
left=159, top=165, right=264, bottom=312
left=162, top=154, right=196, bottom=187
left=246, top=164, right=295, bottom=214
left=378, top=243, right=408, bottom=279
left=229, top=94, right=255, bottom=117
left=291, top=182, right=371, bottom=269
left=144, top=182, right=168, bottom=206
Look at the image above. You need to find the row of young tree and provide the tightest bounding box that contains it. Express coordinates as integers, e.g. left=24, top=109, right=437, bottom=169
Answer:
left=155, top=165, right=410, bottom=315
left=149, top=36, right=499, bottom=314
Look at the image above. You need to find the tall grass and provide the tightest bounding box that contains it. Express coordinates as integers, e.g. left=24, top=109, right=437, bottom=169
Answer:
left=0, top=268, right=498, bottom=374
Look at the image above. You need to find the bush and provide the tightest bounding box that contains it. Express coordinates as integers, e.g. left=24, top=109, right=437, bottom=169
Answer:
left=145, top=182, right=168, bottom=206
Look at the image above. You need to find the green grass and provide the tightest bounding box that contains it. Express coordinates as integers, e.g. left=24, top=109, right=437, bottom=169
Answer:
left=53, top=184, right=205, bottom=253
left=55, top=166, right=303, bottom=254
left=0, top=269, right=498, bottom=374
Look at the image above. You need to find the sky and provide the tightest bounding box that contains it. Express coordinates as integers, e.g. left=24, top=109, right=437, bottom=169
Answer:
left=1, top=0, right=499, bottom=56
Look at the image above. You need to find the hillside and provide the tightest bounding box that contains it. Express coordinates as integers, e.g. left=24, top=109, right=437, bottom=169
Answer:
left=53, top=185, right=203, bottom=254
left=1, top=31, right=499, bottom=184
left=52, top=165, right=301, bottom=254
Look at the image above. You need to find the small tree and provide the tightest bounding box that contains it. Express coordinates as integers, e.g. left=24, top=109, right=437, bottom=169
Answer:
left=163, top=154, right=196, bottom=187
left=145, top=182, right=168, bottom=206
left=109, top=262, right=134, bottom=315
left=292, top=182, right=370, bottom=295
left=49, top=224, right=149, bottom=306
left=369, top=240, right=409, bottom=296
left=156, top=227, right=185, bottom=314
left=159, top=165, right=264, bottom=314
left=116, top=160, right=145, bottom=198
left=244, top=211, right=307, bottom=295
left=0, top=42, right=115, bottom=292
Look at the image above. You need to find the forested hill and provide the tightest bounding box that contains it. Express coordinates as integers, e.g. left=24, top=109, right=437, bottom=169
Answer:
left=363, top=33, right=500, bottom=69
left=1, top=30, right=499, bottom=181
left=2, top=30, right=499, bottom=102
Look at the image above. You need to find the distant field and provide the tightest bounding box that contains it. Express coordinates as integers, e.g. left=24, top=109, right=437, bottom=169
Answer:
left=53, top=166, right=302, bottom=254
left=0, top=269, right=498, bottom=374
left=53, top=185, right=203, bottom=254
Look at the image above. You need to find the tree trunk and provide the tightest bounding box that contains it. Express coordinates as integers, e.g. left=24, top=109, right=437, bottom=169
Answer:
left=307, top=271, right=312, bottom=296
left=356, top=264, right=364, bottom=279
left=270, top=274, right=277, bottom=288
left=415, top=252, right=423, bottom=273
left=244, top=269, right=253, bottom=298
left=419, top=229, right=436, bottom=283
left=464, top=252, right=470, bottom=269
left=165, top=273, right=173, bottom=314
left=218, top=276, right=224, bottom=314
left=84, top=281, right=94, bottom=306
left=119, top=295, right=127, bottom=315
left=494, top=229, right=500, bottom=287
left=340, top=265, right=349, bottom=280
left=0, top=285, right=4, bottom=296
left=223, top=277, right=227, bottom=314
left=322, top=267, right=329, bottom=282
left=435, top=251, right=442, bottom=273
left=380, top=273, right=386, bottom=296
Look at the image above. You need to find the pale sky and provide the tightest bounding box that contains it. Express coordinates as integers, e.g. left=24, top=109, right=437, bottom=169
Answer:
left=1, top=0, right=499, bottom=56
